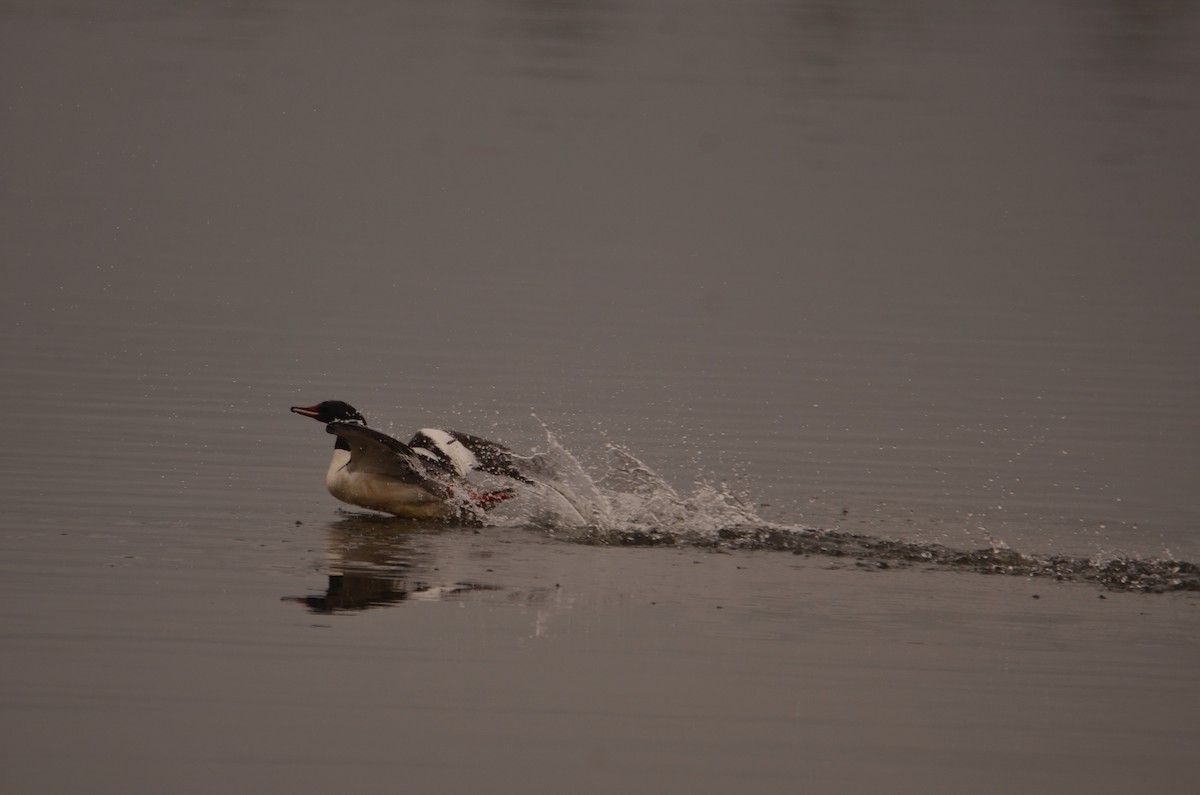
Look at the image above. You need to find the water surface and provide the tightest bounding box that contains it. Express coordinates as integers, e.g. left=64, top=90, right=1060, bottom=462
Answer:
left=2, top=1, right=1198, bottom=791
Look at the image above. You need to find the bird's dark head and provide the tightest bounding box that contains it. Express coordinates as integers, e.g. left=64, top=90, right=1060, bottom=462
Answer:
left=290, top=400, right=367, bottom=425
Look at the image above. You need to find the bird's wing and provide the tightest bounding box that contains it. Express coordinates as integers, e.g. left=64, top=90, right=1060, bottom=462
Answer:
left=326, top=423, right=451, bottom=496
left=445, top=430, right=535, bottom=484
left=408, top=428, right=534, bottom=483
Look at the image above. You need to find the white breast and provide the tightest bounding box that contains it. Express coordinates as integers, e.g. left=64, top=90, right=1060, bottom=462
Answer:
left=325, top=448, right=353, bottom=486
left=324, top=448, right=448, bottom=518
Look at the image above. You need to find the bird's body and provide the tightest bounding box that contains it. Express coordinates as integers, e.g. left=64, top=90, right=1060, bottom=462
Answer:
left=292, top=401, right=528, bottom=519
left=323, top=446, right=450, bottom=518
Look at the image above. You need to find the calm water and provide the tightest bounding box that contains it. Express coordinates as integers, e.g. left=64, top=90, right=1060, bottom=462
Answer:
left=2, top=1, right=1199, bottom=791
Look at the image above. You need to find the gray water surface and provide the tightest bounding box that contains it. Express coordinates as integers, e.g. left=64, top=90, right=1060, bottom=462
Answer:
left=2, top=2, right=1199, bottom=791
left=4, top=0, right=1197, bottom=557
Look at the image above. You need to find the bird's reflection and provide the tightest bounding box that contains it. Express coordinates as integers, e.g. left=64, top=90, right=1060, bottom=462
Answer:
left=285, top=514, right=501, bottom=614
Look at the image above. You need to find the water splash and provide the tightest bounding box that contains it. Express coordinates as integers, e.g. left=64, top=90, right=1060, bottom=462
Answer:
left=490, top=429, right=762, bottom=537
left=486, top=429, right=1200, bottom=594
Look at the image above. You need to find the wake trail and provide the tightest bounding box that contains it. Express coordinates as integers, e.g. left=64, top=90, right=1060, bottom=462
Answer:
left=487, top=429, right=1199, bottom=594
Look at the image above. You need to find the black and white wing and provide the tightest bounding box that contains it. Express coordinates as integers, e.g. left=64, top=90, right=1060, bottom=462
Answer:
left=408, top=428, right=535, bottom=484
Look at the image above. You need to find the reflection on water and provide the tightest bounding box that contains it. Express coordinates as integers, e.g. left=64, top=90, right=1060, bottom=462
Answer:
left=287, top=515, right=522, bottom=613
left=286, top=515, right=432, bottom=613
left=290, top=572, right=412, bottom=613
left=289, top=570, right=505, bottom=614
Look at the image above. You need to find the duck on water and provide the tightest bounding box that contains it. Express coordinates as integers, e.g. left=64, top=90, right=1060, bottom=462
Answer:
left=291, top=400, right=534, bottom=519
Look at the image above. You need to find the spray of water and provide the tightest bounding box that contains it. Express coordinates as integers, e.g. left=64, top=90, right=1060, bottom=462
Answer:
left=481, top=428, right=1199, bottom=593
left=487, top=428, right=766, bottom=539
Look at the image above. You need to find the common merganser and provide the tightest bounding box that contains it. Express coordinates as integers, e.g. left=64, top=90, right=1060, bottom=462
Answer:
left=291, top=400, right=530, bottom=519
